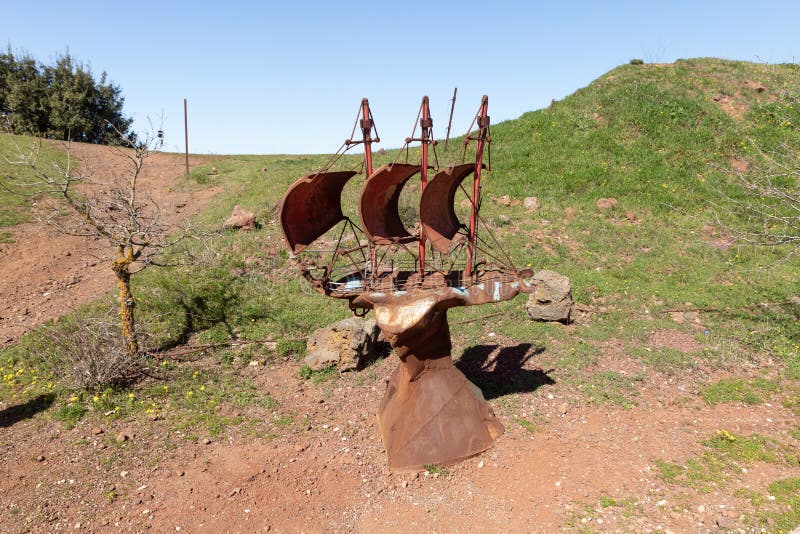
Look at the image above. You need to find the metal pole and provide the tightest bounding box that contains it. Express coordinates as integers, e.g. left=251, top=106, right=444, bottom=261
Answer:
left=183, top=98, right=189, bottom=175
left=445, top=87, right=457, bottom=149
left=465, top=95, right=489, bottom=279
left=361, top=98, right=374, bottom=176
left=419, top=96, right=431, bottom=276
left=361, top=98, right=378, bottom=275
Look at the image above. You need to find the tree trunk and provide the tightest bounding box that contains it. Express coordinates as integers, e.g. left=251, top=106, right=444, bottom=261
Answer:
left=112, top=246, right=138, bottom=359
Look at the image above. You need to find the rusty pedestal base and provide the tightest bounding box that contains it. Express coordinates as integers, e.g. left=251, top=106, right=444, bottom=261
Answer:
left=352, top=284, right=524, bottom=471
left=377, top=353, right=503, bottom=471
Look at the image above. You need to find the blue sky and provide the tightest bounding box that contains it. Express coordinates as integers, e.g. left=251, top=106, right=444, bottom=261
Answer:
left=3, top=1, right=799, bottom=154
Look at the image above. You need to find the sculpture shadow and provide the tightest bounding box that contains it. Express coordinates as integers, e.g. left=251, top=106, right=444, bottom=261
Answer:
left=455, top=343, right=554, bottom=400
left=0, top=393, right=55, bottom=428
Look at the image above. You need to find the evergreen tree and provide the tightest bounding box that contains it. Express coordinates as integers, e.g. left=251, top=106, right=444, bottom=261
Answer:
left=0, top=48, right=132, bottom=143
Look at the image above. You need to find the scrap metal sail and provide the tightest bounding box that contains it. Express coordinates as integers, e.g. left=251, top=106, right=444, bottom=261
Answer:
left=357, top=163, right=420, bottom=245
left=419, top=163, right=477, bottom=253
left=280, top=170, right=357, bottom=254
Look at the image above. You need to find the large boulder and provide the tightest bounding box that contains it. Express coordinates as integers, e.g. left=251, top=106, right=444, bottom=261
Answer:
left=223, top=205, right=256, bottom=230
left=525, top=270, right=574, bottom=324
left=305, top=317, right=380, bottom=371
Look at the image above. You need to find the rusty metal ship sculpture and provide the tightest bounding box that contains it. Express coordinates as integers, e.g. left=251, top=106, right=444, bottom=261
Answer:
left=280, top=96, right=533, bottom=471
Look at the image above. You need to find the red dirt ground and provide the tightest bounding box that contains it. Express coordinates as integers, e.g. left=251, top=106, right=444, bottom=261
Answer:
left=2, top=350, right=797, bottom=533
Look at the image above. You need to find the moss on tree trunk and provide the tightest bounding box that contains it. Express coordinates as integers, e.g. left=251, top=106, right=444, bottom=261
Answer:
left=112, top=245, right=138, bottom=359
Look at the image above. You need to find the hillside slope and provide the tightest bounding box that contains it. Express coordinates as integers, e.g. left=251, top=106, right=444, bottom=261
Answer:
left=1, top=58, right=798, bottom=533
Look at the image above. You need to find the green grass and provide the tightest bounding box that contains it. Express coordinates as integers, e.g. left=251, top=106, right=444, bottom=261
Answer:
left=0, top=135, right=66, bottom=230
left=700, top=377, right=780, bottom=405
left=513, top=416, right=536, bottom=433
left=580, top=370, right=645, bottom=408
left=298, top=364, right=339, bottom=384
left=656, top=430, right=794, bottom=493
left=701, top=378, right=764, bottom=405
left=52, top=402, right=87, bottom=428
left=423, top=464, right=449, bottom=475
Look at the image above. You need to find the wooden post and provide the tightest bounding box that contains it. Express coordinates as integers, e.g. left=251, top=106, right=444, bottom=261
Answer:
left=184, top=98, right=189, bottom=175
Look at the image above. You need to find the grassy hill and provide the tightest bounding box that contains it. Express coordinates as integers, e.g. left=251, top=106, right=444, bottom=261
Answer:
left=1, top=57, right=798, bottom=531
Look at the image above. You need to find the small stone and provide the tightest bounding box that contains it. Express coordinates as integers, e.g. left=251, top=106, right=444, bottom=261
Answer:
left=401, top=481, right=408, bottom=488
left=120, top=471, right=129, bottom=478
left=494, top=194, right=513, bottom=206
left=523, top=197, right=541, bottom=210
left=115, top=433, right=128, bottom=444
left=91, top=427, right=104, bottom=435
left=596, top=197, right=618, bottom=210
left=202, top=438, right=212, bottom=445
left=223, top=205, right=256, bottom=231
left=36, top=455, right=46, bottom=462
left=698, top=505, right=706, bottom=513
left=625, top=210, right=637, bottom=222
left=558, top=403, right=568, bottom=414
left=477, top=460, right=485, bottom=469
left=228, top=487, right=241, bottom=497
left=656, top=499, right=667, bottom=507
left=563, top=207, right=576, bottom=218
left=497, top=214, right=511, bottom=225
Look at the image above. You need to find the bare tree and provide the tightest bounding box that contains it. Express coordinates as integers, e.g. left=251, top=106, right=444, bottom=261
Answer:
left=714, top=90, right=800, bottom=262
left=2, top=123, right=194, bottom=361
left=722, top=142, right=800, bottom=257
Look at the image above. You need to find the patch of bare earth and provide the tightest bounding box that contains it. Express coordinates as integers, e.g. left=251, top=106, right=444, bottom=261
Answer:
left=649, top=329, right=703, bottom=353
left=0, top=142, right=220, bottom=347
left=712, top=93, right=747, bottom=119
left=2, top=342, right=798, bottom=533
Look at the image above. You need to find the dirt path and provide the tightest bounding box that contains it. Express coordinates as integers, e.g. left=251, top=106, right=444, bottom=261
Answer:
left=2, top=351, right=797, bottom=533
left=0, top=142, right=220, bottom=347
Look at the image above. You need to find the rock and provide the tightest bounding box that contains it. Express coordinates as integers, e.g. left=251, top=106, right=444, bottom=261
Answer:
left=563, top=207, right=576, bottom=218
left=115, top=432, right=130, bottom=444
left=202, top=438, right=212, bottom=445
left=477, top=460, right=485, bottom=469
left=523, top=197, right=541, bottom=211
left=494, top=194, right=513, bottom=206
left=36, top=455, right=46, bottom=462
left=525, top=270, right=574, bottom=324
left=304, top=317, right=381, bottom=372
left=596, top=198, right=618, bottom=210
left=223, top=205, right=256, bottom=231
left=625, top=210, right=637, bottom=222
left=497, top=214, right=511, bottom=225
left=91, top=427, right=104, bottom=435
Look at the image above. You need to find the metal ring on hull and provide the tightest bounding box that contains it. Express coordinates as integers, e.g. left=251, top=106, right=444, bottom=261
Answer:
left=279, top=170, right=358, bottom=254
